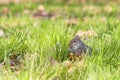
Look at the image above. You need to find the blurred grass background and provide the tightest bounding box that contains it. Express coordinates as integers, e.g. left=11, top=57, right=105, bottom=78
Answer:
left=0, top=0, right=120, bottom=80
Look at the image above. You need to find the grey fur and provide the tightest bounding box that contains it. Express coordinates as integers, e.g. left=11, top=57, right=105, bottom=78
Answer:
left=68, top=36, right=92, bottom=56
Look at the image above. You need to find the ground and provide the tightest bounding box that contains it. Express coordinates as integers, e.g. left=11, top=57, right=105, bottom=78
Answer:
left=0, top=1, right=120, bottom=80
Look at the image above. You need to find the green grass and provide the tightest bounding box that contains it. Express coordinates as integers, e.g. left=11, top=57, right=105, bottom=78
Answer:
left=0, top=2, right=120, bottom=80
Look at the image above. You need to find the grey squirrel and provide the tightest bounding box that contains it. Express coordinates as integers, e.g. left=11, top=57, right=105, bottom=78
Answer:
left=68, top=35, right=92, bottom=56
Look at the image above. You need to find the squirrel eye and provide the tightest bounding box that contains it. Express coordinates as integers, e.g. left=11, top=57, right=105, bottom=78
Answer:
left=73, top=40, right=76, bottom=42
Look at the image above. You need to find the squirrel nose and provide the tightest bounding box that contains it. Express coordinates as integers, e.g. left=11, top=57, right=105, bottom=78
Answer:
left=68, top=48, right=73, bottom=53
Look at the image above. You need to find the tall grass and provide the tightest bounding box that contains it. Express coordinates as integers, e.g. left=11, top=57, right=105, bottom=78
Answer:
left=0, top=2, right=120, bottom=80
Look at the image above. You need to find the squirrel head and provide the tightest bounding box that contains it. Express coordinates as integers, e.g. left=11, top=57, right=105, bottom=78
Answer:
left=68, top=35, right=81, bottom=53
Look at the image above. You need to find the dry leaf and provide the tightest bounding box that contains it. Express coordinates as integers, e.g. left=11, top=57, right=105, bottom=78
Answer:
left=100, top=16, right=106, bottom=22
left=0, top=61, right=6, bottom=70
left=38, top=5, right=45, bottom=11
left=22, top=9, right=30, bottom=15
left=83, top=16, right=90, bottom=23
left=68, top=53, right=75, bottom=61
left=63, top=60, right=72, bottom=68
left=79, top=0, right=86, bottom=3
left=9, top=54, right=21, bottom=71
left=32, top=4, right=49, bottom=19
left=66, top=0, right=81, bottom=4
left=0, top=0, right=10, bottom=4
left=10, top=0, right=21, bottom=3
left=32, top=10, right=48, bottom=18
left=68, top=53, right=84, bottom=61
left=63, top=60, right=76, bottom=73
left=83, top=5, right=101, bottom=14
left=75, top=30, right=97, bottom=38
left=103, top=5, right=112, bottom=13
left=49, top=10, right=61, bottom=20
left=63, top=59, right=85, bottom=73
left=65, top=18, right=79, bottom=26
left=24, top=53, right=32, bottom=61
left=49, top=57, right=59, bottom=66
left=0, top=0, right=21, bottom=4
left=10, top=22, right=18, bottom=27
left=66, top=0, right=74, bottom=4
left=0, top=29, right=6, bottom=37
left=67, top=66, right=76, bottom=73
left=33, top=22, right=39, bottom=28
left=1, top=7, right=10, bottom=15
left=74, top=59, right=85, bottom=68
left=67, top=59, right=85, bottom=73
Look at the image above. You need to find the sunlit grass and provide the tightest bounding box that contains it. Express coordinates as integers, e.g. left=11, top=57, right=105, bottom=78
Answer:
left=0, top=2, right=120, bottom=80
